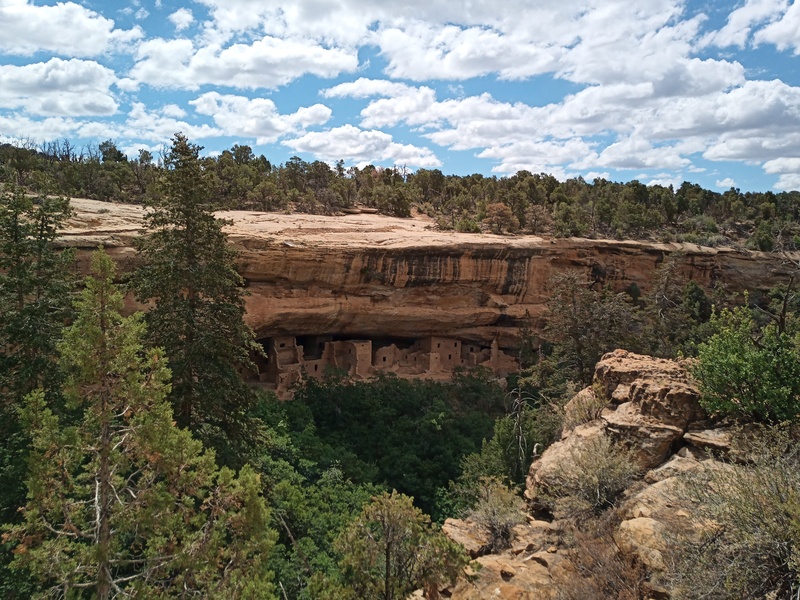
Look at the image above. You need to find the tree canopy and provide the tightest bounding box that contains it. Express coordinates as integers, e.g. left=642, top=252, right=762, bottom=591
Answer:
left=131, top=134, right=262, bottom=461
left=5, top=250, right=276, bottom=599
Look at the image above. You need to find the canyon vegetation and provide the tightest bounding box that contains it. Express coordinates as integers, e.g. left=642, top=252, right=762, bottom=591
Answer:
left=2, top=134, right=800, bottom=598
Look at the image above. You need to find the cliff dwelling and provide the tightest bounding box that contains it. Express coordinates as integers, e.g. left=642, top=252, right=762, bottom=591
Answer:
left=250, top=334, right=518, bottom=396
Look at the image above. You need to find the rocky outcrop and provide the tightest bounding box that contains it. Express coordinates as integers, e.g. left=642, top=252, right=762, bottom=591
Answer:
left=60, top=198, right=796, bottom=350
left=438, top=351, right=726, bottom=599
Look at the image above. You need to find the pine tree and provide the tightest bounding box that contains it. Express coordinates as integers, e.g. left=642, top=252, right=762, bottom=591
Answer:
left=4, top=250, right=276, bottom=599
left=131, top=134, right=261, bottom=459
left=0, top=185, right=74, bottom=409
left=0, top=186, right=75, bottom=598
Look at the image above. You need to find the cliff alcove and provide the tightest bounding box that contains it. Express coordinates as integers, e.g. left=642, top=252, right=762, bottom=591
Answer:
left=61, top=197, right=797, bottom=353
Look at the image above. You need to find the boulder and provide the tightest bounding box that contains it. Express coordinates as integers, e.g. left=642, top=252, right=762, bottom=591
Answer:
left=445, top=554, right=557, bottom=600
left=525, top=422, right=606, bottom=504
left=596, top=350, right=705, bottom=429
left=602, top=401, right=684, bottom=469
left=614, top=517, right=667, bottom=571
left=442, top=518, right=490, bottom=558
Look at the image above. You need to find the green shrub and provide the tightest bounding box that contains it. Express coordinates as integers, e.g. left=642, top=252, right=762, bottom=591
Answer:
left=694, top=307, right=800, bottom=422
left=456, top=217, right=481, bottom=233
left=467, top=477, right=525, bottom=552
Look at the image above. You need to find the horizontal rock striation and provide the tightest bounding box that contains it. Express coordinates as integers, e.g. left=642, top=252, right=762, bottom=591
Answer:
left=60, top=198, right=797, bottom=350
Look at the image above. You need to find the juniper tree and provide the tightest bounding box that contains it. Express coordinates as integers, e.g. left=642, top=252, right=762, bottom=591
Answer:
left=5, top=251, right=276, bottom=599
left=334, top=491, right=468, bottom=600
left=131, top=134, right=261, bottom=460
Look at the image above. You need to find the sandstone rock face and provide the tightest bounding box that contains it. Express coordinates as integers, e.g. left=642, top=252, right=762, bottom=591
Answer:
left=598, top=350, right=705, bottom=469
left=472, top=350, right=716, bottom=600
left=441, top=519, right=489, bottom=558
left=61, top=198, right=796, bottom=350
left=443, top=520, right=562, bottom=600
left=528, top=350, right=705, bottom=498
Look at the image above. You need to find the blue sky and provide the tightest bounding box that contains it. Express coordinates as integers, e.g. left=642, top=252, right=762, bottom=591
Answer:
left=1, top=0, right=800, bottom=192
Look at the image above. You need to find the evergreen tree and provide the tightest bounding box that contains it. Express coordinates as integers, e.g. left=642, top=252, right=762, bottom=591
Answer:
left=0, top=185, right=74, bottom=410
left=131, top=134, right=261, bottom=459
left=0, top=186, right=75, bottom=597
left=333, top=491, right=468, bottom=600
left=5, top=251, right=276, bottom=599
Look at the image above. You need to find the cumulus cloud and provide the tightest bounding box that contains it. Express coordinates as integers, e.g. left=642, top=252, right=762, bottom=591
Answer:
left=190, top=92, right=332, bottom=143
left=754, top=1, right=800, bottom=52
left=702, top=0, right=786, bottom=48
left=130, top=36, right=358, bottom=90
left=322, top=78, right=419, bottom=99
left=0, top=0, right=142, bottom=57
left=716, top=177, right=737, bottom=188
left=476, top=138, right=593, bottom=175
left=1, top=0, right=799, bottom=189
left=168, top=8, right=194, bottom=31
left=376, top=23, right=561, bottom=81
left=0, top=58, right=117, bottom=116
left=0, top=114, right=82, bottom=141
left=284, top=125, right=442, bottom=168
left=121, top=102, right=221, bottom=142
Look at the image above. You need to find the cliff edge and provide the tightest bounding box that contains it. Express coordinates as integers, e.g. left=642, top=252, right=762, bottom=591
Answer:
left=60, top=198, right=795, bottom=352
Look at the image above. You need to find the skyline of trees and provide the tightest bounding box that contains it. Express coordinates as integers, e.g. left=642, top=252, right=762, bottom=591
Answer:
left=2, top=137, right=800, bottom=252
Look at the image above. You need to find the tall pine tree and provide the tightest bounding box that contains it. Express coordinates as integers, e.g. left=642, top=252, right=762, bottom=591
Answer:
left=0, top=185, right=74, bottom=410
left=5, top=250, right=276, bottom=599
left=131, top=134, right=261, bottom=461
left=0, top=186, right=75, bottom=598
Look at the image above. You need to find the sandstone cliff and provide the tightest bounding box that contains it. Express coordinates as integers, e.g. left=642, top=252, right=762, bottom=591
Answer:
left=60, top=198, right=795, bottom=351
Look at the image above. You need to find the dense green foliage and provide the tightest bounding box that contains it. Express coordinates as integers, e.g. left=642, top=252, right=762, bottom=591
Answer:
left=3, top=139, right=800, bottom=250
left=0, top=186, right=74, bottom=409
left=695, top=306, right=800, bottom=422
left=130, top=135, right=262, bottom=462
left=332, top=491, right=469, bottom=600
left=273, top=369, right=507, bottom=516
left=5, top=251, right=276, bottom=599
left=521, top=257, right=718, bottom=396
left=0, top=186, right=76, bottom=598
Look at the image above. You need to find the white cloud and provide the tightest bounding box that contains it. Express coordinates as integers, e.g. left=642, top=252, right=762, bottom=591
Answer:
left=376, top=23, right=561, bottom=81
left=763, top=158, right=800, bottom=190
left=702, top=0, right=786, bottom=48
left=0, top=114, right=81, bottom=141
left=0, top=0, right=142, bottom=57
left=121, top=102, right=221, bottom=142
left=322, top=78, right=418, bottom=99
left=168, top=8, right=194, bottom=31
left=190, top=92, right=331, bottom=144
left=161, top=104, right=187, bottom=118
left=647, top=175, right=682, bottom=188
left=284, top=124, right=441, bottom=168
left=716, top=177, right=737, bottom=188
left=130, top=36, right=358, bottom=90
left=764, top=157, right=800, bottom=173
left=115, top=78, right=140, bottom=92
left=754, top=1, right=800, bottom=52
left=577, top=136, right=691, bottom=171
left=477, top=138, right=593, bottom=175
left=774, top=173, right=800, bottom=190
left=0, top=58, right=117, bottom=116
